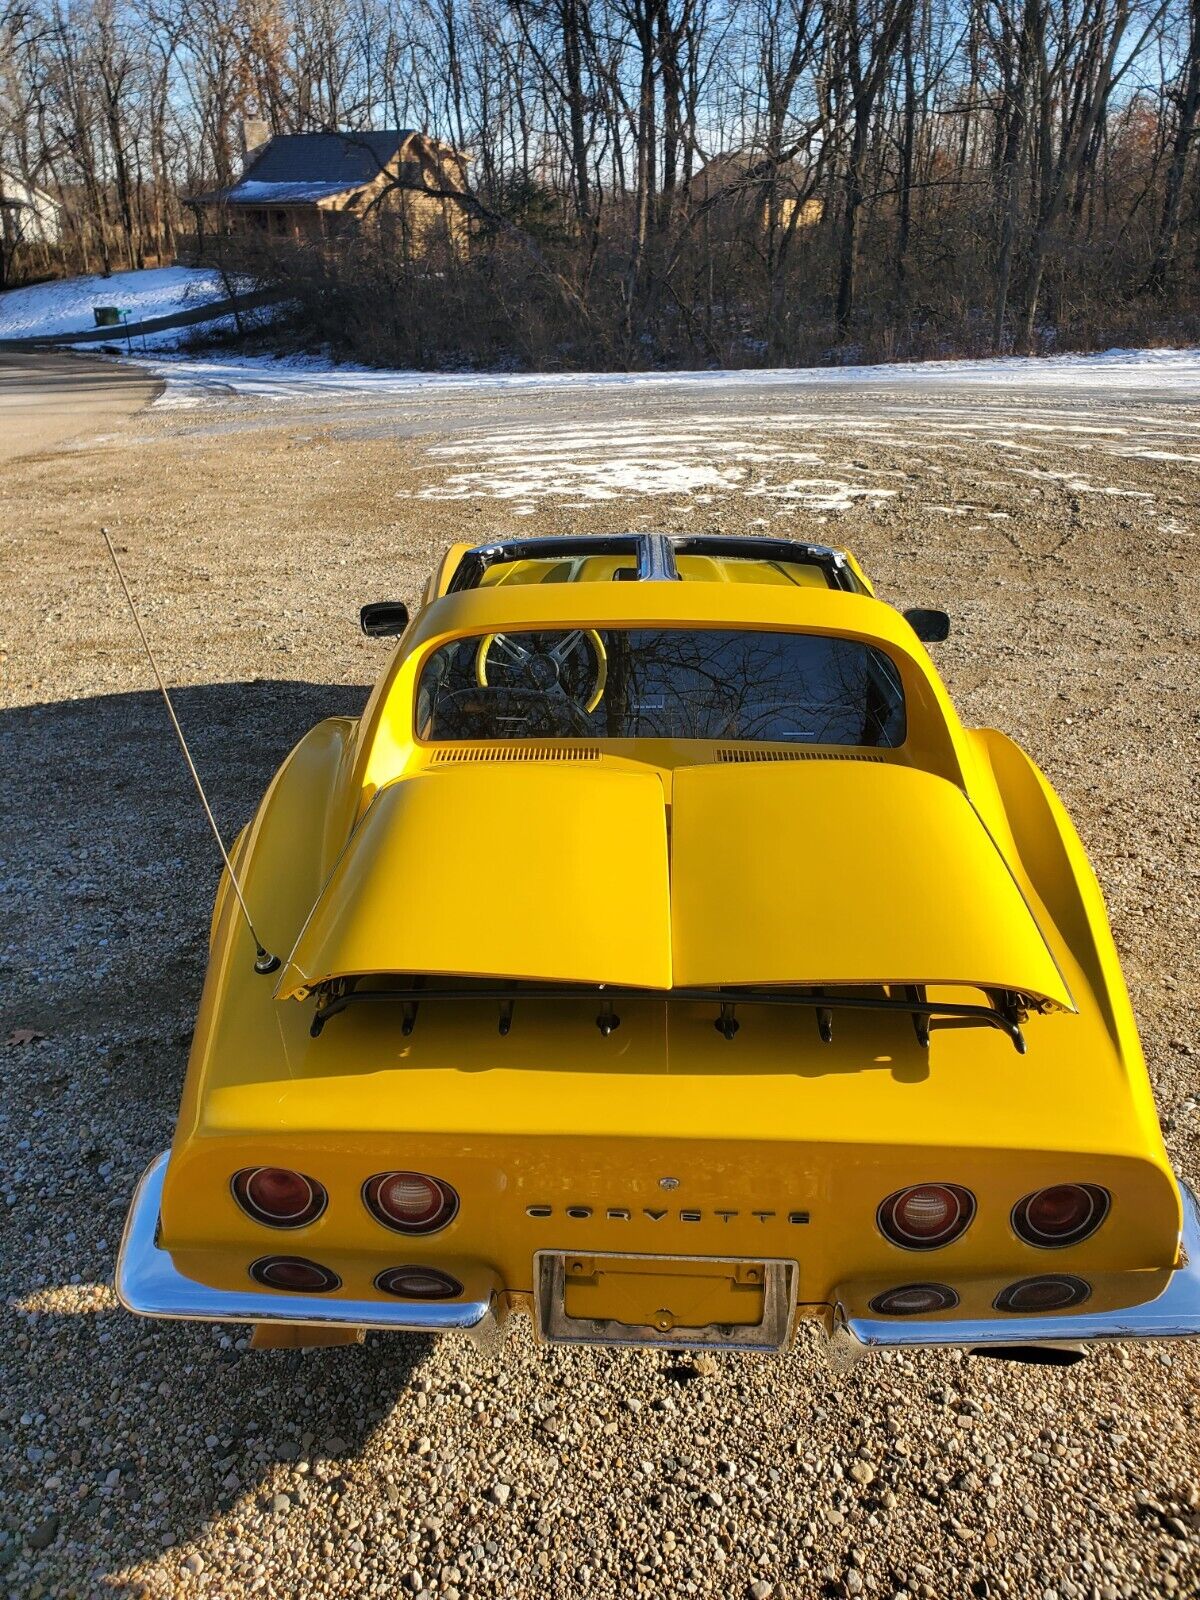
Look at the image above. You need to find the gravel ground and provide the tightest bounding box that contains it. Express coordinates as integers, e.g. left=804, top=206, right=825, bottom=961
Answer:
left=1, top=361, right=1198, bottom=1600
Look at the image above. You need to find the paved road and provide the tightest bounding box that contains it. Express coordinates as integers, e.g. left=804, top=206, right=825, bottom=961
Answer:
left=0, top=351, right=160, bottom=464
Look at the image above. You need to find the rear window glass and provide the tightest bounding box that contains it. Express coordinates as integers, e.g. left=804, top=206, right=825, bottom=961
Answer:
left=416, top=628, right=905, bottom=746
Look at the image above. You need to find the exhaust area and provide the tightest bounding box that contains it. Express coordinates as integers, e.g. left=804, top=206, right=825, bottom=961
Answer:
left=969, top=1343, right=1086, bottom=1367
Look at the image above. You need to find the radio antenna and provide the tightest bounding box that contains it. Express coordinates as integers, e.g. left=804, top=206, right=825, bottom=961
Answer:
left=101, top=529, right=280, bottom=975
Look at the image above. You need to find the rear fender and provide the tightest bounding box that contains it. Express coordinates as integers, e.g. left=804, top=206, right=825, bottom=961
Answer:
left=176, top=717, right=358, bottom=1146
left=964, top=729, right=1148, bottom=1077
left=209, top=717, right=359, bottom=962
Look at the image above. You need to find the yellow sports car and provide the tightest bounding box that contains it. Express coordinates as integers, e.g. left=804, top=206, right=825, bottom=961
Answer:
left=117, top=534, right=1200, bottom=1364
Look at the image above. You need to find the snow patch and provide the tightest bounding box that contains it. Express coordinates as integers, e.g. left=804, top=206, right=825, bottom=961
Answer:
left=139, top=345, right=1200, bottom=407
left=1013, top=466, right=1155, bottom=499
left=0, top=266, right=245, bottom=341
left=405, top=416, right=899, bottom=510
left=101, top=341, right=1200, bottom=511
left=423, top=458, right=749, bottom=502
left=746, top=479, right=897, bottom=512
left=226, top=180, right=355, bottom=203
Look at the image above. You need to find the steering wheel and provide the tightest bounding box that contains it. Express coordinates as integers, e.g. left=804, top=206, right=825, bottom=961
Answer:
left=475, top=629, right=608, bottom=716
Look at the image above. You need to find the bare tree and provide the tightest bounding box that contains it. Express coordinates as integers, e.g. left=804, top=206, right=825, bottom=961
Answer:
left=0, top=0, right=1191, bottom=367
left=1144, top=0, right=1200, bottom=290
left=829, top=0, right=917, bottom=336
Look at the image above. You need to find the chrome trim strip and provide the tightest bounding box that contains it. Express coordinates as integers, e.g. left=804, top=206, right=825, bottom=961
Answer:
left=116, top=1154, right=497, bottom=1334
left=830, top=1180, right=1200, bottom=1364
left=534, top=1249, right=798, bottom=1352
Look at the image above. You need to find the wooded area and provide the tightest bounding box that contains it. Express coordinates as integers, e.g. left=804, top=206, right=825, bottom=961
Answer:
left=2, top=0, right=1199, bottom=366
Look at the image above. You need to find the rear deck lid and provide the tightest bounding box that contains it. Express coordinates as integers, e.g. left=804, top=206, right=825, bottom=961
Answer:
left=278, top=758, right=1072, bottom=1010
left=669, top=761, right=1073, bottom=1007
left=277, top=764, right=672, bottom=997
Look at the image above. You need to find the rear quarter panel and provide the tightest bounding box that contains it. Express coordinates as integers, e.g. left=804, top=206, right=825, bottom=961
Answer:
left=964, top=727, right=1174, bottom=1177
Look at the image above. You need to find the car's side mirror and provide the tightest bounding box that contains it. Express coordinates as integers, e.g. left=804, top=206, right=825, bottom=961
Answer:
left=903, top=607, right=951, bottom=643
left=360, top=601, right=410, bottom=638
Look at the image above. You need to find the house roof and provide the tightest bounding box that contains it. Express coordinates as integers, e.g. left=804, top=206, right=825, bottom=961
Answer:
left=224, top=178, right=370, bottom=204
left=692, top=150, right=812, bottom=191
left=205, top=131, right=420, bottom=208
left=191, top=130, right=470, bottom=209
left=243, top=132, right=413, bottom=188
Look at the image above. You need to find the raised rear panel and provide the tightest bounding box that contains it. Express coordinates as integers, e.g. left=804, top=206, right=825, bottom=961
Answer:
left=279, top=760, right=1071, bottom=1007
left=669, top=762, right=1074, bottom=1005
left=277, top=765, right=672, bottom=995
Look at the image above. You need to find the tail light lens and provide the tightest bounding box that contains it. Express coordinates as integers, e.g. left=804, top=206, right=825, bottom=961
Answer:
left=375, top=1266, right=463, bottom=1299
left=1012, top=1184, right=1109, bottom=1248
left=994, top=1274, right=1090, bottom=1313
left=869, top=1283, right=959, bottom=1317
left=363, top=1171, right=459, bottom=1234
left=232, top=1167, right=327, bottom=1228
left=250, top=1255, right=341, bottom=1293
left=877, top=1183, right=975, bottom=1250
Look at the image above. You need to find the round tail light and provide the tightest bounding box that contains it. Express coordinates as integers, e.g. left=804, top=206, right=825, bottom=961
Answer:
left=869, top=1283, right=959, bottom=1317
left=232, top=1167, right=327, bottom=1228
left=250, top=1255, right=340, bottom=1293
left=363, top=1171, right=459, bottom=1234
left=877, top=1184, right=975, bottom=1250
left=375, top=1266, right=463, bottom=1299
left=994, top=1274, right=1090, bottom=1313
left=1012, top=1184, right=1109, bottom=1247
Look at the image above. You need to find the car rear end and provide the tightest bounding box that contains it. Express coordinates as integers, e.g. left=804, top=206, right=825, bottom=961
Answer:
left=115, top=559, right=1200, bottom=1362
left=120, top=983, right=1198, bottom=1363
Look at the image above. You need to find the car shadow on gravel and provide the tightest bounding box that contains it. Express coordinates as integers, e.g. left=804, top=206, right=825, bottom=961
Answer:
left=2, top=680, right=420, bottom=1589
left=0, top=679, right=370, bottom=1036
left=10, top=1290, right=435, bottom=1594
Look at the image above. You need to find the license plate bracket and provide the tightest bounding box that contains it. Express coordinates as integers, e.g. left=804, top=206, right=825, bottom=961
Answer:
left=533, top=1251, right=799, bottom=1351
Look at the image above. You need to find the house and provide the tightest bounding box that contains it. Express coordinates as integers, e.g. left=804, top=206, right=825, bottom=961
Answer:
left=0, top=170, right=62, bottom=247
left=192, top=128, right=470, bottom=248
left=690, top=152, right=823, bottom=234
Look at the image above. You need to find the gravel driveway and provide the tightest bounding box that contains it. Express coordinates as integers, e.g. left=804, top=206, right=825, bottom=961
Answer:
left=1, top=355, right=1198, bottom=1599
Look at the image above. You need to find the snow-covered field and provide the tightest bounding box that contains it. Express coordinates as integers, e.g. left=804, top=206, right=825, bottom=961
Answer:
left=125, top=343, right=1200, bottom=518
left=142, top=343, right=1200, bottom=406
left=0, top=266, right=244, bottom=344
left=409, top=403, right=1200, bottom=515
left=414, top=419, right=903, bottom=512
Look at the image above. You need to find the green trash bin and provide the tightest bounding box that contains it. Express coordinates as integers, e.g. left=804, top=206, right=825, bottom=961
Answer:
left=93, top=305, right=121, bottom=327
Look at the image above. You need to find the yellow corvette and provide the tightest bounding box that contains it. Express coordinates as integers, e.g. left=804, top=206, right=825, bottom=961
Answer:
left=117, top=534, right=1200, bottom=1364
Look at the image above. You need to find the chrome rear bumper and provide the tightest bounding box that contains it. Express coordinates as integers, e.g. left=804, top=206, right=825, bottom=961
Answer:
left=116, top=1153, right=500, bottom=1337
left=117, top=1154, right=1200, bottom=1361
left=829, top=1180, right=1200, bottom=1365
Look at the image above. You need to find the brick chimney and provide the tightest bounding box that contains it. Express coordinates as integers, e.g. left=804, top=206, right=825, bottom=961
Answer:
left=241, top=119, right=270, bottom=171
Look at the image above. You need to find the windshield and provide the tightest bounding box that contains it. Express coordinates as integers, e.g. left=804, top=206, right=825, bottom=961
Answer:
left=416, top=628, right=905, bottom=745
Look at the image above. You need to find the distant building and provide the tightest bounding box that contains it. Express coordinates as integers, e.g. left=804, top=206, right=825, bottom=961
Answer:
left=0, top=171, right=62, bottom=247
left=190, top=129, right=470, bottom=249
left=691, top=152, right=823, bottom=234
left=778, top=196, right=824, bottom=230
